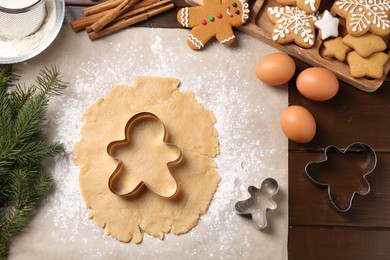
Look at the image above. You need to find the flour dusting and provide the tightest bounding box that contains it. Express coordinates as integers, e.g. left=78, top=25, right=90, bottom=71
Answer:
left=10, top=27, right=288, bottom=260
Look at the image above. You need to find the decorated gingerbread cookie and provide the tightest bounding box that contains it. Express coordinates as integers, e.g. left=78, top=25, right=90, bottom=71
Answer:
left=276, top=0, right=321, bottom=14
left=332, top=0, right=390, bottom=36
left=267, top=6, right=318, bottom=48
left=315, top=10, right=340, bottom=40
left=177, top=0, right=250, bottom=50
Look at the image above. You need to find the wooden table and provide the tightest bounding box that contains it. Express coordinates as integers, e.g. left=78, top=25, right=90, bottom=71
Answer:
left=65, top=1, right=390, bottom=258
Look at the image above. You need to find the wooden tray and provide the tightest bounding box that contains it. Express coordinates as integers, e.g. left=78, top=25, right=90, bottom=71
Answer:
left=238, top=0, right=390, bottom=92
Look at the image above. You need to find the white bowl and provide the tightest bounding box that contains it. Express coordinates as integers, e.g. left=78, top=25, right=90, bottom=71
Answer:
left=0, top=0, right=65, bottom=64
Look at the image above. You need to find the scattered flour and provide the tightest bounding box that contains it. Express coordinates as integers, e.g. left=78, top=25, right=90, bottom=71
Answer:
left=10, top=27, right=288, bottom=259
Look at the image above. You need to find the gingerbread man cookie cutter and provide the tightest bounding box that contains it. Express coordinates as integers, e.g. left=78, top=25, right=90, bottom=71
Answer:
left=304, top=142, right=377, bottom=212
left=234, top=178, right=279, bottom=230
left=107, top=112, right=182, bottom=198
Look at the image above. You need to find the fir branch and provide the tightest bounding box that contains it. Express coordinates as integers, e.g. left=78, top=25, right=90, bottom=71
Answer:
left=0, top=66, right=68, bottom=166
left=0, top=67, right=14, bottom=148
left=35, top=66, right=67, bottom=97
left=0, top=65, right=67, bottom=259
left=10, top=84, right=36, bottom=118
left=0, top=169, right=52, bottom=239
left=12, top=91, right=48, bottom=144
left=11, top=141, right=65, bottom=166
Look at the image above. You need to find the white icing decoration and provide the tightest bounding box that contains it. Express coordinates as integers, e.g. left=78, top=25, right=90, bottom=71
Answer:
left=239, top=0, right=250, bottom=23
left=268, top=6, right=318, bottom=46
left=220, top=35, right=236, bottom=44
left=314, top=10, right=340, bottom=40
left=335, top=0, right=390, bottom=32
left=188, top=34, right=204, bottom=49
left=180, top=7, right=189, bottom=27
left=304, top=0, right=318, bottom=11
left=226, top=8, right=232, bottom=17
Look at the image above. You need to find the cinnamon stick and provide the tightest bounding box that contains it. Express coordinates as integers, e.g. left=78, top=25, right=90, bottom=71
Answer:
left=83, top=0, right=124, bottom=17
left=70, top=0, right=159, bottom=33
left=87, top=3, right=174, bottom=40
left=85, top=0, right=172, bottom=33
left=91, top=0, right=140, bottom=32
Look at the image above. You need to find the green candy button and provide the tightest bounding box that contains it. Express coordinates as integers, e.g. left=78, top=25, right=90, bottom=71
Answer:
left=209, top=16, right=215, bottom=21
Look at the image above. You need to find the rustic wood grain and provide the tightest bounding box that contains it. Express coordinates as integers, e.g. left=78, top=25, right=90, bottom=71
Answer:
left=289, top=151, right=390, bottom=227
left=288, top=64, right=390, bottom=151
left=289, top=227, right=390, bottom=260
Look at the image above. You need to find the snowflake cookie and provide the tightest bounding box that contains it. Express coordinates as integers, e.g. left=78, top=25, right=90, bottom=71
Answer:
left=177, top=0, right=250, bottom=50
left=267, top=6, right=318, bottom=48
left=276, top=0, right=320, bottom=14
left=332, top=0, right=390, bottom=36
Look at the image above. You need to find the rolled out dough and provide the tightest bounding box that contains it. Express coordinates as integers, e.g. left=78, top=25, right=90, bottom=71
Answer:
left=73, top=76, right=220, bottom=243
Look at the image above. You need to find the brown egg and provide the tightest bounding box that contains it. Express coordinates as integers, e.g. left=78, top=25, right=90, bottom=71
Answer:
left=296, top=67, right=339, bottom=101
left=256, top=53, right=296, bottom=86
left=280, top=105, right=316, bottom=143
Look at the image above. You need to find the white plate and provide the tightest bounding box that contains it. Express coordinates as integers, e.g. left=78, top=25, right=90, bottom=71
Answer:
left=0, top=0, right=64, bottom=64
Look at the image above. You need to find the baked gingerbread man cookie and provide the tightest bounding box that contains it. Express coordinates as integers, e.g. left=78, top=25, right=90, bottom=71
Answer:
left=177, top=0, right=250, bottom=50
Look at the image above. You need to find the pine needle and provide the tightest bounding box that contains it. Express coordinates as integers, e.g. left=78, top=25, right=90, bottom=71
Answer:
left=0, top=65, right=67, bottom=259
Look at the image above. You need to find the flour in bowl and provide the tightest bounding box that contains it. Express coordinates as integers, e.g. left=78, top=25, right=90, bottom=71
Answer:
left=0, top=0, right=56, bottom=59
left=0, top=0, right=40, bottom=9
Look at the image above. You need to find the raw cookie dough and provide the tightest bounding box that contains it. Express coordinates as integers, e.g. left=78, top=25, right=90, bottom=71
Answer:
left=73, top=77, right=220, bottom=243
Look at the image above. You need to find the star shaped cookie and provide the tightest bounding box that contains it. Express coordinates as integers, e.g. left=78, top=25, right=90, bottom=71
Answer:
left=323, top=37, right=352, bottom=61
left=315, top=10, right=340, bottom=40
left=346, top=51, right=389, bottom=79
left=342, top=33, right=388, bottom=58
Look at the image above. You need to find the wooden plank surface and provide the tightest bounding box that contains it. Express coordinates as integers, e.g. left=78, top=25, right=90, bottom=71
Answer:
left=64, top=1, right=390, bottom=259
left=289, top=62, right=390, bottom=151
left=289, top=151, right=390, bottom=227
left=289, top=227, right=390, bottom=260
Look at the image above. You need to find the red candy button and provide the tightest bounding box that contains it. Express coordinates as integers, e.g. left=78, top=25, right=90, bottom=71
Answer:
left=201, top=19, right=207, bottom=25
left=216, top=12, right=222, bottom=18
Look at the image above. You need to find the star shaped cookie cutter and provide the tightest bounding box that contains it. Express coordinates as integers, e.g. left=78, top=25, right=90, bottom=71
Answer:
left=234, top=178, right=279, bottom=231
left=304, top=142, right=377, bottom=212
left=107, top=112, right=182, bottom=198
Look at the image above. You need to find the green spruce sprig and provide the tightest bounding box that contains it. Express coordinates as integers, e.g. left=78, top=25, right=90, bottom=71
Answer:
left=0, top=65, right=67, bottom=259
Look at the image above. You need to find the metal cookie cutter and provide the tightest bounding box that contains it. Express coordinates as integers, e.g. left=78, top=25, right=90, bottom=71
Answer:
left=304, top=142, right=377, bottom=212
left=234, top=178, right=279, bottom=230
left=107, top=112, right=182, bottom=198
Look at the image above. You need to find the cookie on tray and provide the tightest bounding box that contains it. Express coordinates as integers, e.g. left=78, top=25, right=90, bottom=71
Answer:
left=267, top=6, right=318, bottom=48
left=332, top=0, right=390, bottom=36
left=346, top=51, right=389, bottom=79
left=342, top=33, right=388, bottom=58
left=276, top=0, right=320, bottom=14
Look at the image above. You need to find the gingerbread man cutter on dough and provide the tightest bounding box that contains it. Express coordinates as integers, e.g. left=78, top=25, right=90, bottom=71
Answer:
left=107, top=112, right=182, bottom=198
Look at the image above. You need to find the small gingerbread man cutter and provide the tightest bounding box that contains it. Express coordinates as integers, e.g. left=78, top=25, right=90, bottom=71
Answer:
left=234, top=178, right=279, bottom=231
left=107, top=112, right=182, bottom=198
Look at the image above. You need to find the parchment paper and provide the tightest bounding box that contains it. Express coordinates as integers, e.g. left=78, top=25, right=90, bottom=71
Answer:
left=9, top=26, right=288, bottom=259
